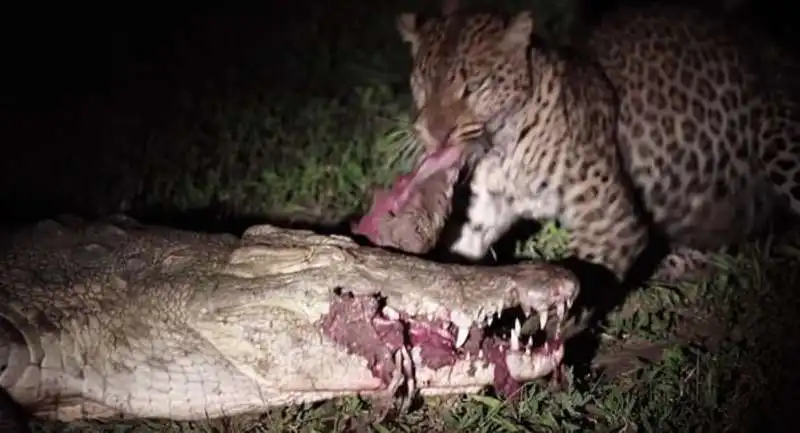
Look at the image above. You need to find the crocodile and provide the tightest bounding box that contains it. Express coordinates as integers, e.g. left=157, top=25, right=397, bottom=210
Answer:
left=0, top=212, right=578, bottom=430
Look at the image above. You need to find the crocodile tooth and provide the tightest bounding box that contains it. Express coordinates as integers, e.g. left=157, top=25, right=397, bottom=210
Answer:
left=450, top=310, right=472, bottom=329
left=410, top=346, right=422, bottom=361
left=486, top=313, right=494, bottom=327
left=382, top=306, right=400, bottom=320
left=510, top=321, right=520, bottom=351
left=528, top=336, right=534, bottom=347
left=514, top=318, right=522, bottom=336
left=455, top=325, right=470, bottom=349
left=539, top=310, right=548, bottom=330
left=473, top=306, right=485, bottom=323
left=479, top=349, right=484, bottom=359
left=556, top=302, right=566, bottom=322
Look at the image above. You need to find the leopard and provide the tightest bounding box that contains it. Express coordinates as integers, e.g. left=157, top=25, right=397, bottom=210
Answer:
left=392, top=2, right=800, bottom=285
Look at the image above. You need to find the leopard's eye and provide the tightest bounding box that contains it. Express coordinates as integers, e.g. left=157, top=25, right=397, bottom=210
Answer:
left=457, top=66, right=474, bottom=94
left=464, top=79, right=481, bottom=94
left=460, top=66, right=488, bottom=95
left=465, top=76, right=490, bottom=97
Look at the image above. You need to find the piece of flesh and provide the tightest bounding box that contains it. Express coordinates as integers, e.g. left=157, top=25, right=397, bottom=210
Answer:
left=395, top=145, right=464, bottom=211
left=372, top=145, right=464, bottom=216
left=352, top=143, right=466, bottom=252
left=352, top=167, right=459, bottom=254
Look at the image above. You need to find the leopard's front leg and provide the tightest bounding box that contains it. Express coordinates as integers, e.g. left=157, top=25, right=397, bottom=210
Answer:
left=558, top=160, right=650, bottom=283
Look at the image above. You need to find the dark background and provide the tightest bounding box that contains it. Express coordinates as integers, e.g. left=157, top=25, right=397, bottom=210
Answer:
left=2, top=0, right=795, bottom=228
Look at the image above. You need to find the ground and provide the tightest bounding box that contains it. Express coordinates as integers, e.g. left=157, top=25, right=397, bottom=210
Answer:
left=6, top=1, right=800, bottom=432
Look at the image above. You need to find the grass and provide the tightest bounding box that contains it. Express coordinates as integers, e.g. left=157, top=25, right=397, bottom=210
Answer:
left=10, top=1, right=800, bottom=432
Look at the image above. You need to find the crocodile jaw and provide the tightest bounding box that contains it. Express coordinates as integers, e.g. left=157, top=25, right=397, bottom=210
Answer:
left=317, top=275, right=575, bottom=402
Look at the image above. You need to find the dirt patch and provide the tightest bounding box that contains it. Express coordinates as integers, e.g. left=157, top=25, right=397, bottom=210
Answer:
left=592, top=306, right=731, bottom=379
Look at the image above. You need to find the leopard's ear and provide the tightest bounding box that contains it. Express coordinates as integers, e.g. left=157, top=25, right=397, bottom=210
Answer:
left=501, top=11, right=534, bottom=51
left=396, top=13, right=420, bottom=54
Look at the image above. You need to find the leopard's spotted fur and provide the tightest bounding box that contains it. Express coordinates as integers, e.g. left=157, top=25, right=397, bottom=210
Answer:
left=395, top=4, right=800, bottom=283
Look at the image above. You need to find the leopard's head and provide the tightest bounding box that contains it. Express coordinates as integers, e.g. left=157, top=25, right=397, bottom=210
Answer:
left=396, top=10, right=535, bottom=168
